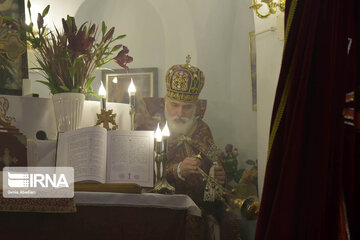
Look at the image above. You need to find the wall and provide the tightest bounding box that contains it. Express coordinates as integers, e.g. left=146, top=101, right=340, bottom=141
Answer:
left=254, top=13, right=284, bottom=199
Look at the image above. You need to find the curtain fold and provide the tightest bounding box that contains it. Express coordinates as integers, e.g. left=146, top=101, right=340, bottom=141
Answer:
left=255, top=0, right=359, bottom=239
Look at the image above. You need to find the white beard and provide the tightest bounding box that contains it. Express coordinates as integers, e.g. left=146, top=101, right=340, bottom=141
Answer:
left=164, top=107, right=196, bottom=136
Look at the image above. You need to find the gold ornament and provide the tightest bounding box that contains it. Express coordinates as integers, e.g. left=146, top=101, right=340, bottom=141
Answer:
left=0, top=17, right=26, bottom=61
left=165, top=55, right=205, bottom=103
left=95, top=109, right=119, bottom=131
left=0, top=96, right=17, bottom=132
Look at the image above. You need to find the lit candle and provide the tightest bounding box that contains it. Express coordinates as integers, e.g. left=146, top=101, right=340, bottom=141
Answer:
left=128, top=78, right=136, bottom=108
left=112, top=76, right=118, bottom=83
left=154, top=123, right=163, bottom=182
left=98, top=81, right=107, bottom=110
left=155, top=123, right=162, bottom=153
left=161, top=121, right=170, bottom=153
left=155, top=123, right=163, bottom=142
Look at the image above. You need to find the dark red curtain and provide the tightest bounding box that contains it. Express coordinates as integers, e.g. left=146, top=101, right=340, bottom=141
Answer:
left=255, top=0, right=359, bottom=239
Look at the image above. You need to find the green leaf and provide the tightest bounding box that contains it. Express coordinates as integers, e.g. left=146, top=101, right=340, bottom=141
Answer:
left=27, top=0, right=32, bottom=19
left=102, top=21, right=107, bottom=37
left=90, top=92, right=101, bottom=100
left=36, top=80, right=57, bottom=94
left=111, top=44, right=122, bottom=52
left=60, top=86, right=70, bottom=92
left=1, top=16, right=16, bottom=23
left=27, top=0, right=31, bottom=10
left=36, top=80, right=52, bottom=88
left=114, top=34, right=126, bottom=40
left=85, top=76, right=95, bottom=91
left=66, top=15, right=72, bottom=30
left=98, top=67, right=114, bottom=72
left=42, top=5, right=50, bottom=17
left=71, top=87, right=80, bottom=93
left=69, top=68, right=76, bottom=83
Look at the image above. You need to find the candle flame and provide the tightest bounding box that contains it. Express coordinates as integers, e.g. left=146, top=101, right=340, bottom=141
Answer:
left=155, top=123, right=162, bottom=142
left=128, top=78, right=136, bottom=93
left=162, top=121, right=170, bottom=137
left=98, top=81, right=106, bottom=97
left=112, top=77, right=118, bottom=83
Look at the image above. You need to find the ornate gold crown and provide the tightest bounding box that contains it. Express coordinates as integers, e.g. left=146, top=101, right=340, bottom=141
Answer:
left=165, top=55, right=205, bottom=103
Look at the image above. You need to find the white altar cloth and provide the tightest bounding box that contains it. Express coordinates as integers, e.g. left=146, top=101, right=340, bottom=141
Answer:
left=75, top=192, right=201, bottom=216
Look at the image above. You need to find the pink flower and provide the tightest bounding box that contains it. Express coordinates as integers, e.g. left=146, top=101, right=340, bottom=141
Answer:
left=62, top=17, right=94, bottom=59
left=67, top=30, right=95, bottom=58
left=104, top=27, right=115, bottom=42
left=37, top=13, right=44, bottom=29
left=114, top=46, right=133, bottom=71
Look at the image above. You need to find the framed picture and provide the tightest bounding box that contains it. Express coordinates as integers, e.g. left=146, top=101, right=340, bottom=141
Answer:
left=101, top=68, right=158, bottom=103
left=0, top=0, right=28, bottom=95
left=249, top=31, right=257, bottom=111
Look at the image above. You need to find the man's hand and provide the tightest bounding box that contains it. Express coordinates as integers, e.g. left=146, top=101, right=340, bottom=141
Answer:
left=179, top=157, right=200, bottom=177
left=214, top=165, right=226, bottom=185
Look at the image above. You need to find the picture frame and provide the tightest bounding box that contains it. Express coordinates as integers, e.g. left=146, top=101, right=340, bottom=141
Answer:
left=249, top=31, right=257, bottom=111
left=101, top=68, right=158, bottom=104
left=0, top=0, right=28, bottom=96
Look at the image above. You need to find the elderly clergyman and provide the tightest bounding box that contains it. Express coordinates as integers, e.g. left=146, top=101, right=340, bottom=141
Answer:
left=136, top=57, right=241, bottom=240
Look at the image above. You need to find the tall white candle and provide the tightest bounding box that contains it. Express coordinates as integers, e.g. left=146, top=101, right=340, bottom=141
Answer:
left=98, top=81, right=107, bottom=110
left=155, top=123, right=163, bottom=154
left=128, top=78, right=136, bottom=108
left=161, top=121, right=170, bottom=153
left=155, top=123, right=163, bottom=143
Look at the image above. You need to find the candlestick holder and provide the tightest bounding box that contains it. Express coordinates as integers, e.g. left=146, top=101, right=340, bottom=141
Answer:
left=153, top=152, right=175, bottom=194
left=128, top=78, right=136, bottom=131
left=101, top=98, right=106, bottom=110
left=129, top=104, right=135, bottom=131
left=153, top=136, right=175, bottom=194
left=154, top=141, right=162, bottom=184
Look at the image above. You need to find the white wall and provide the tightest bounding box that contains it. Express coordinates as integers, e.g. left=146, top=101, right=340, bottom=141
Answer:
left=27, top=0, right=257, bottom=168
left=254, top=13, right=284, bottom=199
left=230, top=0, right=258, bottom=164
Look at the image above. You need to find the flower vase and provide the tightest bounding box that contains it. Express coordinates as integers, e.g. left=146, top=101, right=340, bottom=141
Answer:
left=52, top=93, right=85, bottom=132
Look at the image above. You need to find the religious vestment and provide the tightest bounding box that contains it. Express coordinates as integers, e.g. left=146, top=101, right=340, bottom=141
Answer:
left=136, top=97, right=241, bottom=240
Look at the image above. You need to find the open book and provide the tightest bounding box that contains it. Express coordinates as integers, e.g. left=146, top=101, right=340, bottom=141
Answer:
left=56, top=126, right=154, bottom=187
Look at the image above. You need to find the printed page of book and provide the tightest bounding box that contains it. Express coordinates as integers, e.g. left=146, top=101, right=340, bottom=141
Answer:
left=56, top=126, right=107, bottom=183
left=106, top=130, right=154, bottom=187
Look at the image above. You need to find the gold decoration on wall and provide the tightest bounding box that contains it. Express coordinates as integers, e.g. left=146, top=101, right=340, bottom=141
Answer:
left=249, top=0, right=285, bottom=19
left=95, top=109, right=119, bottom=131
left=0, top=96, right=16, bottom=130
left=0, top=32, right=26, bottom=61
left=0, top=17, right=26, bottom=61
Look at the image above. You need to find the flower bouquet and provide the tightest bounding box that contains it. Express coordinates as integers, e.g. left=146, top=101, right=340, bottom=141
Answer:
left=4, top=0, right=133, bottom=132
left=4, top=0, right=133, bottom=95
